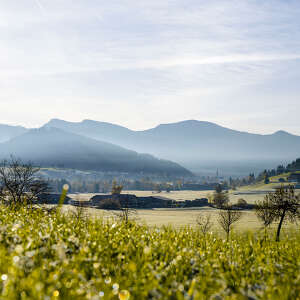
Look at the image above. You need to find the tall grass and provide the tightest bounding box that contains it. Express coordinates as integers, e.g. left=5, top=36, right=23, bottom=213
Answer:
left=0, top=205, right=299, bottom=299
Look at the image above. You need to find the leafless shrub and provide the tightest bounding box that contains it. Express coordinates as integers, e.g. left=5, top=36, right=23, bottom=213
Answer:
left=255, top=197, right=275, bottom=229
left=196, top=214, right=213, bottom=235
left=70, top=195, right=87, bottom=225
left=112, top=197, right=137, bottom=224
left=218, top=205, right=243, bottom=239
left=213, top=184, right=229, bottom=208
left=111, top=179, right=123, bottom=195
left=0, top=156, right=49, bottom=207
left=237, top=198, right=247, bottom=208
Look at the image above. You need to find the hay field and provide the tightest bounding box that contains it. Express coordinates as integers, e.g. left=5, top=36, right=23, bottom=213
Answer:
left=67, top=188, right=299, bottom=231
left=64, top=205, right=298, bottom=234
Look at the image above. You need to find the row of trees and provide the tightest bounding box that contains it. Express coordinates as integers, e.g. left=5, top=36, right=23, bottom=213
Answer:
left=46, top=178, right=178, bottom=194
left=198, top=184, right=300, bottom=241
left=254, top=158, right=300, bottom=185
left=197, top=208, right=243, bottom=240
left=226, top=158, right=300, bottom=189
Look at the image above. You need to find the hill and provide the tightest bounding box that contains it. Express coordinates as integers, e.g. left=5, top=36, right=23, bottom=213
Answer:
left=287, top=158, right=300, bottom=171
left=0, top=124, right=28, bottom=142
left=45, top=119, right=300, bottom=175
left=0, top=127, right=192, bottom=176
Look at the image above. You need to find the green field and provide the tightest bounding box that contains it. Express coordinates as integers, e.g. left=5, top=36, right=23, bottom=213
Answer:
left=0, top=205, right=299, bottom=299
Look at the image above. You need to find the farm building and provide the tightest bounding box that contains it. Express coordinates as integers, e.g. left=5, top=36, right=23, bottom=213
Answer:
left=179, top=198, right=209, bottom=207
left=86, top=194, right=210, bottom=209
left=90, top=194, right=174, bottom=209
left=37, top=193, right=71, bottom=204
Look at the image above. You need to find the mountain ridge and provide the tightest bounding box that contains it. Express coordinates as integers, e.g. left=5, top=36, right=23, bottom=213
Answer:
left=1, top=119, right=300, bottom=175
left=0, top=126, right=192, bottom=176
left=43, top=119, right=300, bottom=175
left=45, top=118, right=300, bottom=137
left=0, top=124, right=28, bottom=142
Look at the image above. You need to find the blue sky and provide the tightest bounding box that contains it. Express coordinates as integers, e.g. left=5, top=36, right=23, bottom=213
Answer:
left=1, top=0, right=300, bottom=134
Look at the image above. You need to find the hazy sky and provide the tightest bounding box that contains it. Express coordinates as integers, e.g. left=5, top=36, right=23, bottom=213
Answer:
left=1, top=0, right=300, bottom=134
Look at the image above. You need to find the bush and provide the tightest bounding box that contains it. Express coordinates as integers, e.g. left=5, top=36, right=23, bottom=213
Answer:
left=237, top=198, right=248, bottom=207
left=213, top=192, right=229, bottom=208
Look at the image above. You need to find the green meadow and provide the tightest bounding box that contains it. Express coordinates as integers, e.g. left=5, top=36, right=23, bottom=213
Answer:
left=0, top=205, right=299, bottom=299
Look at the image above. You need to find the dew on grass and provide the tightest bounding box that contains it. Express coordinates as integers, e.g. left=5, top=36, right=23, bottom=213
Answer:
left=99, top=291, right=104, bottom=297
left=1, top=274, right=7, bottom=281
left=119, top=290, right=130, bottom=300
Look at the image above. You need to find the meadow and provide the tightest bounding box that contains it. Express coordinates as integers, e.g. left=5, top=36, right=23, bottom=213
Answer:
left=68, top=187, right=299, bottom=230
left=0, top=205, right=299, bottom=299
left=65, top=205, right=297, bottom=233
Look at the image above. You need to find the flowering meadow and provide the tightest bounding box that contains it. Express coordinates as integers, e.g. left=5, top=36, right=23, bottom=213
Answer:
left=0, top=206, right=299, bottom=299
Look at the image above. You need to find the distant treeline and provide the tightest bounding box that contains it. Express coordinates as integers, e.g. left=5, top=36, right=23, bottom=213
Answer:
left=256, top=158, right=300, bottom=180
left=46, top=158, right=300, bottom=193
left=47, top=178, right=225, bottom=194
left=47, top=178, right=179, bottom=193
left=228, top=157, right=300, bottom=189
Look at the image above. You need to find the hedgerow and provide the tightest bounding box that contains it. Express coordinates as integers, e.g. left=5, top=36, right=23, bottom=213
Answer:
left=0, top=206, right=299, bottom=299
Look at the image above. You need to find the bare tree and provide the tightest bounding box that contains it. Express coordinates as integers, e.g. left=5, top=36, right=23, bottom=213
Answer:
left=113, top=195, right=137, bottom=224
left=111, top=179, right=123, bottom=195
left=255, top=196, right=275, bottom=229
left=259, top=185, right=300, bottom=242
left=218, top=206, right=243, bottom=239
left=196, top=214, right=213, bottom=235
left=70, top=194, right=87, bottom=225
left=0, top=157, right=49, bottom=206
left=213, top=184, right=229, bottom=208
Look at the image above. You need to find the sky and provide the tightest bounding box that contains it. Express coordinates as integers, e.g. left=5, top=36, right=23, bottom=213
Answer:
left=1, top=0, right=300, bottom=134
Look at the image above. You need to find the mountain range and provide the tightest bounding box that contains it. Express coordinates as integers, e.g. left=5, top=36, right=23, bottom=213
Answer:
left=0, top=126, right=191, bottom=176
left=1, top=119, right=300, bottom=175
left=0, top=124, right=27, bottom=143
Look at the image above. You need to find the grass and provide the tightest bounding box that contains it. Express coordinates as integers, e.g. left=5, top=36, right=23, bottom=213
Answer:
left=0, top=205, right=299, bottom=299
left=65, top=205, right=298, bottom=233
left=68, top=188, right=298, bottom=230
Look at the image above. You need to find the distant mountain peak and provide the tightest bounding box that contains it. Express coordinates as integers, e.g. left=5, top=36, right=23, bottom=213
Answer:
left=46, top=118, right=68, bottom=126
left=158, top=120, right=216, bottom=126
left=82, top=119, right=95, bottom=123
left=153, top=120, right=220, bottom=130
left=273, top=130, right=293, bottom=136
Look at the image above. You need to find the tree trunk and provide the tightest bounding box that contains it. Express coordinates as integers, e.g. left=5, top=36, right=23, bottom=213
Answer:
left=276, top=210, right=286, bottom=242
